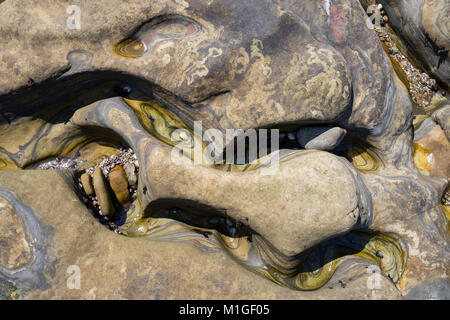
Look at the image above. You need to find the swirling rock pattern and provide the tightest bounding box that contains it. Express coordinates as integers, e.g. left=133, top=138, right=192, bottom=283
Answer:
left=0, top=189, right=54, bottom=292
left=0, top=0, right=448, bottom=299
left=432, top=105, right=450, bottom=139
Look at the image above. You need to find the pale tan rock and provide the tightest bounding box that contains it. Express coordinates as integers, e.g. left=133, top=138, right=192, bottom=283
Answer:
left=80, top=173, right=94, bottom=196
left=415, top=124, right=450, bottom=179
left=123, top=163, right=137, bottom=187
left=432, top=105, right=450, bottom=140
left=0, top=0, right=448, bottom=300
left=0, top=198, right=31, bottom=269
left=0, top=0, right=391, bottom=141
left=0, top=170, right=402, bottom=300
left=92, top=167, right=114, bottom=218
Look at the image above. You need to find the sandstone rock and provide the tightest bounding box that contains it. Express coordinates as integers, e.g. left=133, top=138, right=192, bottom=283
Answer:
left=0, top=0, right=396, bottom=145
left=296, top=126, right=346, bottom=150
left=136, top=138, right=370, bottom=257
left=413, top=117, right=436, bottom=141
left=123, top=163, right=137, bottom=187
left=0, top=170, right=403, bottom=300
left=108, top=165, right=130, bottom=206
left=0, top=0, right=448, bottom=300
left=432, top=105, right=450, bottom=140
left=0, top=197, right=31, bottom=270
left=80, top=173, right=94, bottom=196
left=92, top=166, right=114, bottom=218
left=74, top=98, right=370, bottom=256
left=414, top=123, right=450, bottom=179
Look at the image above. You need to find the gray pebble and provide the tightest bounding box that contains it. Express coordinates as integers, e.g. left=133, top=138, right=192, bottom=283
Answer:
left=296, top=126, right=346, bottom=150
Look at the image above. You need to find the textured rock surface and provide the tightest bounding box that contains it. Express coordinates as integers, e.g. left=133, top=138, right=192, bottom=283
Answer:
left=296, top=126, right=347, bottom=150
left=0, top=170, right=402, bottom=300
left=0, top=198, right=31, bottom=270
left=0, top=0, right=448, bottom=299
left=72, top=98, right=370, bottom=256
left=0, top=0, right=406, bottom=144
left=414, top=123, right=450, bottom=179
left=432, top=105, right=450, bottom=140
left=371, top=0, right=450, bottom=89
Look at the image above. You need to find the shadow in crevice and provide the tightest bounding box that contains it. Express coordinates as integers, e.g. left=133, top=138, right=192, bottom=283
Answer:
left=144, top=198, right=257, bottom=239
left=294, top=231, right=374, bottom=274
left=0, top=70, right=194, bottom=127
left=144, top=198, right=255, bottom=239
left=144, top=197, right=388, bottom=277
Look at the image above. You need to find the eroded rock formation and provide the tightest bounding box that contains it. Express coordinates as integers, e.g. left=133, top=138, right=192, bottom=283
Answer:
left=0, top=0, right=448, bottom=299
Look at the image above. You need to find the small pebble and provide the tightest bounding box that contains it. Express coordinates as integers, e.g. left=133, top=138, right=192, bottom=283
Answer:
left=297, top=126, right=346, bottom=150
left=92, top=166, right=114, bottom=218
left=123, top=162, right=138, bottom=187
left=80, top=173, right=94, bottom=195
left=108, top=165, right=131, bottom=206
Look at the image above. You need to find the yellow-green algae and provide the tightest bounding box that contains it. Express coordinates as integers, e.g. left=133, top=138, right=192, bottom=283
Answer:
left=0, top=95, right=408, bottom=291
left=119, top=98, right=407, bottom=291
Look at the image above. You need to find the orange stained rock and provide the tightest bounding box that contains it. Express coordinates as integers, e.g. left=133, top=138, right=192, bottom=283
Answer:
left=108, top=165, right=131, bottom=206
left=414, top=125, right=450, bottom=179
left=413, top=142, right=433, bottom=175
left=443, top=205, right=450, bottom=230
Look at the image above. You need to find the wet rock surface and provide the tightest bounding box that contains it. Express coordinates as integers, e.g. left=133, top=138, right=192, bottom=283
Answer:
left=0, top=170, right=403, bottom=300
left=372, top=0, right=450, bottom=90
left=0, top=0, right=448, bottom=300
left=414, top=121, right=450, bottom=179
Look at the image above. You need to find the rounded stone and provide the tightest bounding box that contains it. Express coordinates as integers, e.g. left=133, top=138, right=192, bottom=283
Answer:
left=123, top=163, right=137, bottom=187
left=92, top=166, right=114, bottom=218
left=80, top=173, right=94, bottom=195
left=296, top=126, right=347, bottom=150
left=108, top=165, right=130, bottom=206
